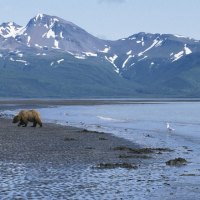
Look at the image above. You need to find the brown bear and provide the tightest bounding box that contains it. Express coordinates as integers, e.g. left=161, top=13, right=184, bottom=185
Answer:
left=12, top=110, right=42, bottom=127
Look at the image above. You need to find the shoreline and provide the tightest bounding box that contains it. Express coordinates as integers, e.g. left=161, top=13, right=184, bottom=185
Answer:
left=0, top=98, right=200, bottom=107
left=1, top=103, right=199, bottom=199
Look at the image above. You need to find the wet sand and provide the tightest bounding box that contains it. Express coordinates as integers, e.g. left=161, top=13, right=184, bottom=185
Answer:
left=0, top=117, right=172, bottom=199
left=1, top=101, right=199, bottom=199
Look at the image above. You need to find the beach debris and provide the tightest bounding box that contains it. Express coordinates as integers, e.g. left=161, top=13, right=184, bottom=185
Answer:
left=64, top=137, right=76, bottom=141
left=167, top=122, right=175, bottom=132
left=85, top=147, right=95, bottom=150
left=94, top=163, right=138, bottom=169
left=81, top=129, right=105, bottom=134
left=82, top=129, right=90, bottom=133
left=166, top=157, right=187, bottom=166
left=180, top=173, right=199, bottom=176
left=119, top=154, right=151, bottom=159
left=145, top=134, right=154, bottom=138
left=113, top=146, right=173, bottom=154
left=99, top=137, right=108, bottom=140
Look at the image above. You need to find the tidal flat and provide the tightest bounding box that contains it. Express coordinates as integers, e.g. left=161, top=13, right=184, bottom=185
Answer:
left=0, top=100, right=200, bottom=199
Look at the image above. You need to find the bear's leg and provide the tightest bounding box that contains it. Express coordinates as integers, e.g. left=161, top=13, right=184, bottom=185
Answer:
left=32, top=121, right=37, bottom=127
left=39, top=122, right=42, bottom=127
left=18, top=121, right=24, bottom=127
left=22, top=120, right=28, bottom=127
left=36, top=118, right=43, bottom=127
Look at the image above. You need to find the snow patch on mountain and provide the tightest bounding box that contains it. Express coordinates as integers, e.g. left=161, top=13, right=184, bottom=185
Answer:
left=27, top=36, right=31, bottom=46
left=16, top=26, right=26, bottom=36
left=138, top=39, right=160, bottom=56
left=54, top=40, right=60, bottom=49
left=99, top=46, right=110, bottom=53
left=35, top=44, right=43, bottom=48
left=129, top=37, right=136, bottom=40
left=17, top=53, right=23, bottom=58
left=36, top=53, right=46, bottom=56
left=67, top=51, right=75, bottom=56
left=155, top=40, right=163, bottom=47
left=130, top=63, right=135, bottom=67
left=9, top=57, right=28, bottom=65
left=60, top=32, right=64, bottom=39
left=75, top=55, right=86, bottom=59
left=105, top=55, right=119, bottom=73
left=35, top=13, right=44, bottom=21
left=16, top=59, right=28, bottom=65
left=0, top=22, right=21, bottom=38
left=122, top=55, right=134, bottom=68
left=172, top=45, right=192, bottom=62
left=172, top=51, right=184, bottom=62
left=126, top=50, right=132, bottom=55
left=138, top=56, right=148, bottom=61
left=141, top=37, right=144, bottom=46
left=43, top=29, right=56, bottom=38
left=57, top=59, right=64, bottom=64
left=84, top=52, right=97, bottom=57
left=184, top=44, right=192, bottom=55
left=174, top=34, right=187, bottom=38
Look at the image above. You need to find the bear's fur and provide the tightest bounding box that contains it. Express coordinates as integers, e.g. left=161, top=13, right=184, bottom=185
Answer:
left=12, top=110, right=42, bottom=127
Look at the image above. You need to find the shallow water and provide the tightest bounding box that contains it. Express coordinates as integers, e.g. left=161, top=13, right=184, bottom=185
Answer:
left=1, top=102, right=200, bottom=199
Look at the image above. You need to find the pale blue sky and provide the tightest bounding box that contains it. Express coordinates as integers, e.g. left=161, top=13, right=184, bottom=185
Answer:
left=0, top=0, right=199, bottom=40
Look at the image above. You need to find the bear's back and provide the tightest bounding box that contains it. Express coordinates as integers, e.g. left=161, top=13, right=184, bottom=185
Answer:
left=18, top=110, right=40, bottom=121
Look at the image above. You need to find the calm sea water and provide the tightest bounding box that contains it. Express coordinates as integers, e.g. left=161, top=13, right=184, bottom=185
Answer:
left=1, top=102, right=200, bottom=199
left=38, top=102, right=200, bottom=145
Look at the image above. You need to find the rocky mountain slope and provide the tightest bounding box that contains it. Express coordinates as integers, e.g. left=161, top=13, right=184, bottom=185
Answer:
left=0, top=14, right=200, bottom=98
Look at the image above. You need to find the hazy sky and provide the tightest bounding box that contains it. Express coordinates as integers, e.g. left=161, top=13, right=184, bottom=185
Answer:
left=0, top=0, right=199, bottom=40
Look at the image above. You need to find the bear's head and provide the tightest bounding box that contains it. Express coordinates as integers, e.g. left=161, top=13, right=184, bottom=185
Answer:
left=12, top=115, right=20, bottom=123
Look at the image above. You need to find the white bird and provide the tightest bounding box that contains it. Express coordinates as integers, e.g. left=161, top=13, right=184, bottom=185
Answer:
left=167, top=123, right=175, bottom=132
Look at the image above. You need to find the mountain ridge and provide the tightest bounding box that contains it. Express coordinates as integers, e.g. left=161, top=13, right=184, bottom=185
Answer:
left=0, top=14, right=200, bottom=98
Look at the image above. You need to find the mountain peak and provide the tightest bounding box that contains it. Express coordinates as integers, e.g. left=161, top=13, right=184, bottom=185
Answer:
left=29, top=13, right=59, bottom=25
left=33, top=13, right=59, bottom=22
left=0, top=22, right=22, bottom=38
left=35, top=13, right=45, bottom=20
left=27, top=13, right=79, bottom=30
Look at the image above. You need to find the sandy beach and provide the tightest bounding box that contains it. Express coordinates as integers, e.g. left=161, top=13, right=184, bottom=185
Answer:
left=0, top=116, right=158, bottom=199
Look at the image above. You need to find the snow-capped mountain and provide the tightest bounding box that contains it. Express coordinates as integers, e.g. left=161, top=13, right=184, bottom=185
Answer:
left=0, top=14, right=200, bottom=98
left=103, top=32, right=200, bottom=74
left=0, top=14, right=200, bottom=70
left=0, top=14, right=105, bottom=53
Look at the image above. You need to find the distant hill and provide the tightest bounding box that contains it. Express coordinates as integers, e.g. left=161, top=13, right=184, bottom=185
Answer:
left=0, top=14, right=200, bottom=98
